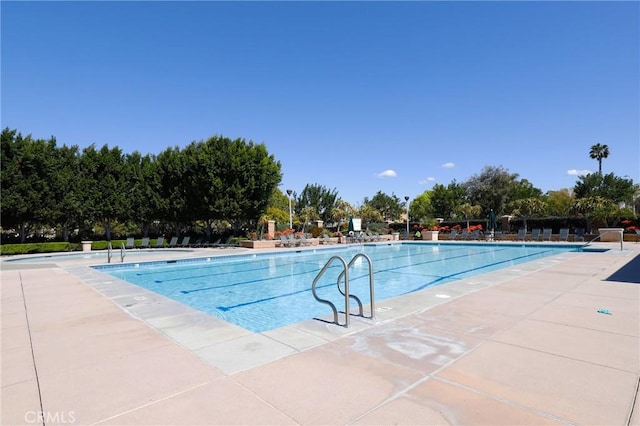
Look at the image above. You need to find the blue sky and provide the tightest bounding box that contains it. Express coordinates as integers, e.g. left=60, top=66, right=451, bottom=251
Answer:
left=2, top=1, right=638, bottom=206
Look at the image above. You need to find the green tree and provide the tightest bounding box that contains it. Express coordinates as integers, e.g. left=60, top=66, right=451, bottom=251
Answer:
left=456, top=203, right=482, bottom=230
left=51, top=144, right=82, bottom=241
left=589, top=143, right=609, bottom=174
left=573, top=196, right=618, bottom=230
left=410, top=190, right=434, bottom=223
left=463, top=166, right=520, bottom=216
left=364, top=191, right=404, bottom=222
left=331, top=199, right=355, bottom=232
left=156, top=146, right=188, bottom=236
left=0, top=129, right=57, bottom=242
left=356, top=204, right=384, bottom=230
left=544, top=189, right=574, bottom=217
left=430, top=181, right=466, bottom=220
left=573, top=173, right=635, bottom=204
left=125, top=151, right=163, bottom=237
left=79, top=144, right=129, bottom=240
left=510, top=178, right=543, bottom=201
left=295, top=184, right=338, bottom=225
left=509, top=198, right=547, bottom=232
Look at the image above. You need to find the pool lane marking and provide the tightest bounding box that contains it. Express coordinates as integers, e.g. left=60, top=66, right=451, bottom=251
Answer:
left=214, top=249, right=556, bottom=312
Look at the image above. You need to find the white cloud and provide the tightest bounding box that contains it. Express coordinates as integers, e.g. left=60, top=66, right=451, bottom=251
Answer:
left=567, top=169, right=591, bottom=176
left=419, top=177, right=436, bottom=185
left=376, top=169, right=397, bottom=178
left=441, top=162, right=455, bottom=169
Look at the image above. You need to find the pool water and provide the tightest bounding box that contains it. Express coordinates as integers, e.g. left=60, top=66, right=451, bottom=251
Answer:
left=97, top=243, right=579, bottom=332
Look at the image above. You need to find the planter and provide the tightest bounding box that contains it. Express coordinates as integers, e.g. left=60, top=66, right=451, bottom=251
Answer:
left=422, top=231, right=439, bottom=241
left=597, top=228, right=624, bottom=242
left=391, top=232, right=400, bottom=241
left=81, top=241, right=93, bottom=252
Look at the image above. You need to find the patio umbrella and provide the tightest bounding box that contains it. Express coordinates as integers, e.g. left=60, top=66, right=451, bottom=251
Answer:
left=348, top=216, right=354, bottom=234
left=488, top=209, right=497, bottom=232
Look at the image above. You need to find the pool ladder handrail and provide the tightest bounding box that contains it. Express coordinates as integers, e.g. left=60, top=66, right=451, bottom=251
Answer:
left=106, top=242, right=127, bottom=263
left=311, top=253, right=375, bottom=328
left=583, top=229, right=623, bottom=251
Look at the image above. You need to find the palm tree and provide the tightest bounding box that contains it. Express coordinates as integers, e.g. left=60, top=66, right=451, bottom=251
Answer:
left=589, top=143, right=610, bottom=174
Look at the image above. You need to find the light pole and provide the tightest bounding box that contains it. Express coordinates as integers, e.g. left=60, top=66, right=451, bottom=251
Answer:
left=286, top=189, right=293, bottom=229
left=404, top=195, right=410, bottom=238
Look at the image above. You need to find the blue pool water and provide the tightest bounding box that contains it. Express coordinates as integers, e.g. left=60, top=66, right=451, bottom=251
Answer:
left=96, top=243, right=580, bottom=332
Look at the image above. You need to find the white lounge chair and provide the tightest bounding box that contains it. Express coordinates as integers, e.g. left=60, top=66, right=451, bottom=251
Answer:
left=125, top=237, right=135, bottom=249
left=558, top=228, right=569, bottom=242
left=541, top=228, right=552, bottom=241
left=139, top=237, right=150, bottom=248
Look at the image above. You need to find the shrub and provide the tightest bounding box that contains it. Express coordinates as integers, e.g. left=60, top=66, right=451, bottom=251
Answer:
left=0, top=242, right=78, bottom=256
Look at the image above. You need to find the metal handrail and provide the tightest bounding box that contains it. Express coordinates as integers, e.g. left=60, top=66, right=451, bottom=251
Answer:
left=120, top=242, right=126, bottom=262
left=336, top=253, right=375, bottom=320
left=583, top=229, right=623, bottom=251
left=312, top=256, right=350, bottom=327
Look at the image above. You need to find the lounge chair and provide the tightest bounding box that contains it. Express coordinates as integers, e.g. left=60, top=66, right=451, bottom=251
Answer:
left=320, top=234, right=335, bottom=245
left=558, top=228, right=569, bottom=242
left=516, top=229, right=526, bottom=241
left=214, top=236, right=234, bottom=248
left=529, top=228, right=541, bottom=241
left=468, top=230, right=480, bottom=240
left=541, top=228, right=552, bottom=241
left=179, top=236, right=191, bottom=247
left=636, top=229, right=640, bottom=243
left=125, top=237, right=135, bottom=249
left=154, top=237, right=165, bottom=248
left=168, top=236, right=179, bottom=247
left=457, top=229, right=469, bottom=240
left=449, top=230, right=458, bottom=240
left=573, top=228, right=585, bottom=242
left=139, top=237, right=150, bottom=248
left=297, top=234, right=312, bottom=246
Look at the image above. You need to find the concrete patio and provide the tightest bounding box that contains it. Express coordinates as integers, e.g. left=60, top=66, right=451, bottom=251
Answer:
left=2, top=242, right=639, bottom=425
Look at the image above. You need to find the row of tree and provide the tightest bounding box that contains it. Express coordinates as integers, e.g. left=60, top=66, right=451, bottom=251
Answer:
left=1, top=127, right=638, bottom=243
left=1, top=128, right=281, bottom=242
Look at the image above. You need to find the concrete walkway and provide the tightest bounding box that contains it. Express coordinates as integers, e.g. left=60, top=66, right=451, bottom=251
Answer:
left=2, top=243, right=639, bottom=425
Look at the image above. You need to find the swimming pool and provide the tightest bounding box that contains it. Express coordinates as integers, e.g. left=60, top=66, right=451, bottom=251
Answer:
left=96, top=242, right=581, bottom=333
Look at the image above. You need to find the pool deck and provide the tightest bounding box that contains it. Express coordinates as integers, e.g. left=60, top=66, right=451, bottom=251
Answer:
left=2, top=242, right=639, bottom=425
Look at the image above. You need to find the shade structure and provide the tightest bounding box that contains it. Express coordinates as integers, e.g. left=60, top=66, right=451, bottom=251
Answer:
left=488, top=209, right=497, bottom=231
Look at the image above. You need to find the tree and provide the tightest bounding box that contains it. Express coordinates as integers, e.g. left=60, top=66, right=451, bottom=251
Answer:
left=356, top=204, right=383, bottom=230
left=363, top=191, right=404, bottom=222
left=125, top=151, right=163, bottom=238
left=509, top=198, right=547, bottom=232
left=0, top=129, right=57, bottom=242
left=296, top=184, right=338, bottom=225
left=463, top=166, right=520, bottom=216
left=430, top=181, right=466, bottom=220
left=589, top=143, right=609, bottom=174
left=544, top=189, right=574, bottom=217
left=50, top=144, right=82, bottom=241
left=573, top=196, right=618, bottom=230
left=456, top=203, right=482, bottom=230
left=79, top=144, right=129, bottom=240
left=510, top=178, right=543, bottom=201
left=330, top=199, right=355, bottom=232
left=573, top=173, right=635, bottom=204
left=409, top=190, right=434, bottom=223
